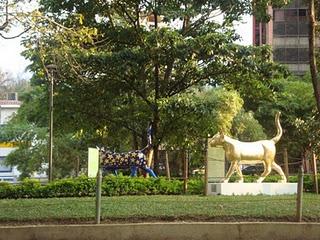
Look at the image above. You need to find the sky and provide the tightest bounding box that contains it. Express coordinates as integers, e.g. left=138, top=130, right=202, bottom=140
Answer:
left=0, top=28, right=32, bottom=80
left=0, top=15, right=253, bottom=80
left=234, top=15, right=253, bottom=45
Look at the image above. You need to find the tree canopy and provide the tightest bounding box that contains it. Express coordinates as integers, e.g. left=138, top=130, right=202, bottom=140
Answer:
left=3, top=0, right=292, bottom=177
left=24, top=0, right=287, bottom=146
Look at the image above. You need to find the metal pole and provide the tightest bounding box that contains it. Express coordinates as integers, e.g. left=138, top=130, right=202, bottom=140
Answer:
left=204, top=139, right=209, bottom=196
left=95, top=168, right=102, bottom=224
left=48, top=72, right=54, bottom=182
left=296, top=165, right=304, bottom=222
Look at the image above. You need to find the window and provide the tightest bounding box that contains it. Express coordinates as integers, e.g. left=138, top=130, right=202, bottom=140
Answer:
left=7, top=92, right=17, bottom=101
left=285, top=9, right=298, bottom=20
left=286, top=48, right=299, bottom=62
left=274, top=48, right=286, bottom=62
left=274, top=47, right=308, bottom=64
left=273, top=22, right=285, bottom=35
left=286, top=22, right=299, bottom=35
left=274, top=10, right=285, bottom=22
left=298, top=48, right=309, bottom=62
left=0, top=156, right=12, bottom=172
left=299, top=22, right=309, bottom=35
left=299, top=9, right=307, bottom=16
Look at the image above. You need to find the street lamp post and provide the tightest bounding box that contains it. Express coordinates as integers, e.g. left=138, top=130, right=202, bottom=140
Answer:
left=46, top=64, right=57, bottom=182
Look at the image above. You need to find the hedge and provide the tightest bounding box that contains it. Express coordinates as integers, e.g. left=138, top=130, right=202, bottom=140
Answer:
left=0, top=176, right=186, bottom=199
left=0, top=174, right=319, bottom=199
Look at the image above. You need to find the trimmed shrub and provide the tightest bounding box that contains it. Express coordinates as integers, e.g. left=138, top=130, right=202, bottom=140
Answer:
left=0, top=174, right=319, bottom=199
left=0, top=181, right=15, bottom=198
left=0, top=176, right=186, bottom=199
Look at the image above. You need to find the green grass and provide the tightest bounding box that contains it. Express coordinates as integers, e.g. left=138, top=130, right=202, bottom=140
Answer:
left=0, top=194, right=319, bottom=223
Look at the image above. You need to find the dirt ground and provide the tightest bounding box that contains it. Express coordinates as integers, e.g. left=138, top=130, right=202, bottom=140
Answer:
left=1, top=215, right=320, bottom=226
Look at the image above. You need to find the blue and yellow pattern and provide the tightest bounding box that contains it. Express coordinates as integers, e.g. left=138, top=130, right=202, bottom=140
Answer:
left=100, top=148, right=156, bottom=177
left=100, top=123, right=156, bottom=177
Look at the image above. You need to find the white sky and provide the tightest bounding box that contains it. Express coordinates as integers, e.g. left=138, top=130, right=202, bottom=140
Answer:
left=0, top=29, right=31, bottom=79
left=234, top=15, right=253, bottom=46
left=0, top=15, right=252, bottom=80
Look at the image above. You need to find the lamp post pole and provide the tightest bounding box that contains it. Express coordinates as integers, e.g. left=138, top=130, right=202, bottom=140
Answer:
left=49, top=72, right=53, bottom=182
left=46, top=64, right=56, bottom=182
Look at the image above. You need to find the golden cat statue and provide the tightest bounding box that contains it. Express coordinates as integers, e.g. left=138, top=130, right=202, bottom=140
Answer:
left=209, top=112, right=286, bottom=183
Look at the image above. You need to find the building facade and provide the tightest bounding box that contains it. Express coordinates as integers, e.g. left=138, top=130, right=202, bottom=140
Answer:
left=0, top=96, right=21, bottom=182
left=253, top=0, right=310, bottom=75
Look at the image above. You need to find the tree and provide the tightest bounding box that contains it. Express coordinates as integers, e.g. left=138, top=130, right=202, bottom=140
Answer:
left=0, top=0, right=9, bottom=31
left=231, top=109, right=267, bottom=141
left=20, top=0, right=290, bottom=172
left=252, top=75, right=317, bottom=158
left=161, top=88, right=244, bottom=149
left=309, top=0, right=320, bottom=113
left=0, top=0, right=36, bottom=39
left=2, top=90, right=88, bottom=179
left=0, top=70, right=9, bottom=99
left=3, top=123, right=87, bottom=179
left=0, top=69, right=30, bottom=99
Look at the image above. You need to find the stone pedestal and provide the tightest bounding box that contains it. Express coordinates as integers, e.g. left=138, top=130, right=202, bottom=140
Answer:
left=207, top=182, right=297, bottom=195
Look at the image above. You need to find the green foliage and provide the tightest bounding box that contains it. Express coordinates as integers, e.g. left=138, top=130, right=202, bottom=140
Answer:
left=161, top=88, right=243, bottom=150
left=101, top=176, right=183, bottom=196
left=0, top=176, right=96, bottom=199
left=5, top=0, right=289, bottom=176
left=231, top=109, right=267, bottom=141
left=187, top=178, right=205, bottom=194
left=294, top=110, right=320, bottom=156
left=1, top=174, right=319, bottom=199
left=22, top=0, right=287, bottom=149
left=16, top=179, right=42, bottom=198
left=0, top=182, right=14, bottom=198
left=252, top=75, right=317, bottom=157
left=0, top=176, right=184, bottom=199
left=45, top=177, right=96, bottom=197
left=3, top=127, right=87, bottom=179
left=1, top=86, right=88, bottom=179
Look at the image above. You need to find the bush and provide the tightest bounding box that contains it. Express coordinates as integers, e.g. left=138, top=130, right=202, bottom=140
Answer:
left=16, top=179, right=42, bottom=198
left=0, top=181, right=15, bottom=198
left=0, top=176, right=187, bottom=199
left=0, top=174, right=318, bottom=199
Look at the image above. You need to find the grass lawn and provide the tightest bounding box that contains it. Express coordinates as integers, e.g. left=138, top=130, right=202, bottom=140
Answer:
left=0, top=194, right=319, bottom=224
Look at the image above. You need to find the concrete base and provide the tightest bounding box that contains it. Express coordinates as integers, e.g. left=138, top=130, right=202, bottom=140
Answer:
left=207, top=183, right=298, bottom=195
left=1, top=222, right=320, bottom=240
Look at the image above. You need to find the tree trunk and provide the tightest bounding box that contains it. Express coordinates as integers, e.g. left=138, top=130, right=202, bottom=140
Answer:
left=309, top=0, right=320, bottom=113
left=283, top=147, right=289, bottom=180
left=182, top=4, right=191, bottom=34
left=152, top=3, right=160, bottom=173
left=132, top=131, right=139, bottom=150
left=75, top=156, right=80, bottom=177
left=311, top=152, right=319, bottom=194
left=152, top=112, right=160, bottom=173
left=165, top=150, right=171, bottom=179
left=183, top=150, right=188, bottom=194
